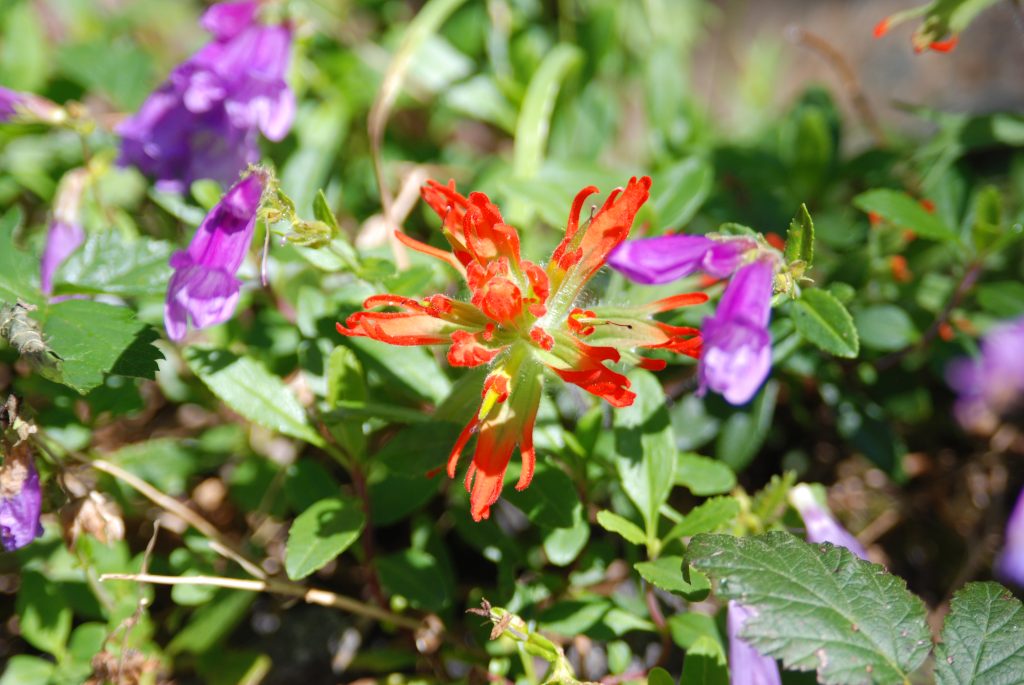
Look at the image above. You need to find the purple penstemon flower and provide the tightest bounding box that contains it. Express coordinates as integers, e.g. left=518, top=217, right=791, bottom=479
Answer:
left=997, top=488, right=1024, bottom=586
left=789, top=483, right=868, bottom=560
left=164, top=171, right=266, bottom=342
left=0, top=443, right=44, bottom=552
left=608, top=235, right=756, bottom=284
left=727, top=601, right=782, bottom=685
left=946, top=316, right=1024, bottom=434
left=40, top=168, right=89, bottom=296
left=698, top=256, right=776, bottom=405
left=118, top=1, right=294, bottom=191
left=0, top=87, right=63, bottom=124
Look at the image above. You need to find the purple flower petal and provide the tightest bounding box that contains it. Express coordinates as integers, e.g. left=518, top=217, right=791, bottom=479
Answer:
left=608, top=235, right=754, bottom=284
left=946, top=316, right=1024, bottom=433
left=789, top=484, right=868, bottom=560
left=39, top=221, right=85, bottom=295
left=119, top=2, right=292, bottom=189
left=997, top=488, right=1024, bottom=586
left=0, top=445, right=44, bottom=552
left=699, top=258, right=775, bottom=405
left=0, top=87, right=26, bottom=122
left=727, top=601, right=782, bottom=685
left=164, top=173, right=264, bottom=341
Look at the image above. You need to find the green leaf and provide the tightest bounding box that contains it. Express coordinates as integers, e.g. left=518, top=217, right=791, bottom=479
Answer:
left=42, top=300, right=151, bottom=393
left=313, top=189, right=341, bottom=233
left=976, top=281, right=1024, bottom=318
left=0, top=3, right=48, bottom=91
left=108, top=327, right=165, bottom=381
left=506, top=460, right=578, bottom=528
left=347, top=338, right=451, bottom=405
left=792, top=289, right=859, bottom=358
left=377, top=550, right=449, bottom=612
left=679, top=635, right=729, bottom=685
left=596, top=510, right=647, bottom=546
left=784, top=203, right=815, bottom=267
left=853, top=188, right=958, bottom=242
left=285, top=459, right=342, bottom=512
left=715, top=380, right=778, bottom=472
left=647, top=666, right=676, bottom=685
left=0, top=656, right=55, bottom=685
left=614, top=370, right=676, bottom=538
left=668, top=612, right=724, bottom=651
left=665, top=497, right=740, bottom=540
left=185, top=346, right=324, bottom=446
left=285, top=495, right=365, bottom=580
left=16, top=572, right=71, bottom=657
left=54, top=232, right=174, bottom=298
left=168, top=590, right=255, bottom=655
left=635, top=556, right=710, bottom=600
left=675, top=453, right=736, bottom=496
left=651, top=157, right=713, bottom=229
left=0, top=208, right=41, bottom=306
left=689, top=532, right=931, bottom=684
left=934, top=581, right=1024, bottom=685
left=854, top=305, right=918, bottom=352
left=513, top=43, right=584, bottom=179
left=57, top=40, right=153, bottom=110
left=543, top=502, right=590, bottom=566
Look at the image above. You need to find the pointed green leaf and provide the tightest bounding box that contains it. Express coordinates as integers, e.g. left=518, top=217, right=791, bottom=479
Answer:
left=635, top=556, right=710, bottom=600
left=792, top=289, right=859, bottom=358
left=185, top=346, right=324, bottom=446
left=689, top=532, right=930, bottom=685
left=784, top=203, right=815, bottom=267
left=513, top=43, right=583, bottom=179
left=596, top=510, right=647, bottom=546
left=680, top=635, right=728, bottom=685
left=853, top=188, right=958, bottom=242
left=285, top=496, right=365, bottom=580
left=55, top=232, right=174, bottom=298
left=934, top=582, right=1024, bottom=685
left=665, top=497, right=740, bottom=540
left=676, top=453, right=736, bottom=496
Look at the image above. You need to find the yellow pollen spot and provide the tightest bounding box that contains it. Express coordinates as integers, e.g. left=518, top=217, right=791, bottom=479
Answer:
left=478, top=371, right=511, bottom=421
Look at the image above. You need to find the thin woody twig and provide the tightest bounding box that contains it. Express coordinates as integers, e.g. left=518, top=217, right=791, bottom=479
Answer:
left=787, top=26, right=887, bottom=147
left=98, top=573, right=422, bottom=630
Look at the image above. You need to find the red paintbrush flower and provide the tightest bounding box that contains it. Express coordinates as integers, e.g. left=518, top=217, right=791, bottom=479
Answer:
left=337, top=176, right=707, bottom=521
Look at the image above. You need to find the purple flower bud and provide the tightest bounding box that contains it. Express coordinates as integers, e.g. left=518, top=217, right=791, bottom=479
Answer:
left=0, top=87, right=25, bottom=122
left=727, top=601, right=782, bottom=685
left=789, top=484, right=868, bottom=560
left=0, top=87, right=63, bottom=124
left=608, top=235, right=756, bottom=284
left=118, top=1, right=293, bottom=191
left=997, top=488, right=1024, bottom=586
left=946, top=317, right=1024, bottom=434
left=164, top=173, right=265, bottom=341
left=40, top=221, right=85, bottom=295
left=699, top=258, right=775, bottom=405
left=0, top=443, right=44, bottom=552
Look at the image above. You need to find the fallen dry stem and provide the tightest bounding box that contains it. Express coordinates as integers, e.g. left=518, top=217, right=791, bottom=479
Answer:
left=99, top=572, right=421, bottom=630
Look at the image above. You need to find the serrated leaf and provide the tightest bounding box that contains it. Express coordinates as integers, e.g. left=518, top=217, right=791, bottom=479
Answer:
left=42, top=300, right=150, bottom=393
left=689, top=532, right=931, bottom=685
left=596, top=510, right=646, bottom=546
left=184, top=346, right=324, bottom=446
left=676, top=453, right=736, bottom=496
left=665, top=497, right=740, bottom=540
left=934, top=582, right=1024, bottom=685
left=285, top=496, right=365, bottom=580
left=614, top=370, right=676, bottom=537
left=792, top=289, right=859, bottom=358
left=853, top=189, right=958, bottom=243
left=784, top=203, right=815, bottom=267
left=635, top=556, right=710, bottom=600
left=54, top=232, right=174, bottom=298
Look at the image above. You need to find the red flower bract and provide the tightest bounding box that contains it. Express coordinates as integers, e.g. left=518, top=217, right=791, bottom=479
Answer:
left=337, top=176, right=707, bottom=521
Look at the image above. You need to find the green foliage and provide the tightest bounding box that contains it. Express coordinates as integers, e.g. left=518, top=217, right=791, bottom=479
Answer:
left=285, top=495, right=365, bottom=580
left=791, top=289, right=860, bottom=358
left=689, top=532, right=931, bottom=684
left=853, top=189, right=958, bottom=243
left=934, top=582, right=1024, bottom=685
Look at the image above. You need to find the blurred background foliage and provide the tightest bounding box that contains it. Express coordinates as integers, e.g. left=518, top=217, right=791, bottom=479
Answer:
left=1, top=0, right=1023, bottom=683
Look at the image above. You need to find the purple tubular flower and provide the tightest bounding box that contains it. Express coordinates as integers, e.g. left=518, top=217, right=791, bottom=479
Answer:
left=0, top=87, right=62, bottom=124
left=0, top=87, right=25, bottom=121
left=164, top=172, right=265, bottom=341
left=699, top=257, right=775, bottom=405
left=40, top=221, right=85, bottom=295
left=0, top=444, right=44, bottom=552
left=118, top=1, right=294, bottom=191
left=727, top=601, right=782, bottom=685
left=946, top=317, right=1024, bottom=434
left=789, top=484, right=868, bottom=560
left=997, top=488, right=1024, bottom=586
left=608, top=235, right=755, bottom=284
